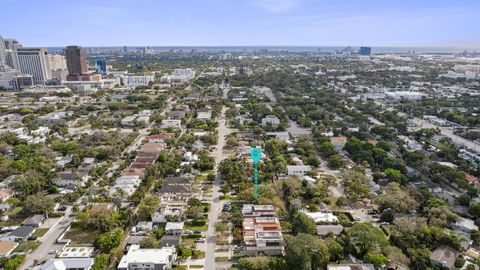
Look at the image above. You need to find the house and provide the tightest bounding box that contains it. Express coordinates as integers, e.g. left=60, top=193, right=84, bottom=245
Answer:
left=0, top=241, right=18, bottom=257
left=117, top=244, right=176, bottom=270
left=196, top=107, right=212, bottom=120
left=147, top=133, right=175, bottom=144
left=242, top=215, right=283, bottom=256
left=261, top=115, right=280, bottom=126
left=287, top=165, right=312, bottom=177
left=168, top=111, right=186, bottom=120
left=58, top=247, right=95, bottom=258
left=160, top=235, right=181, bottom=248
left=41, top=258, right=94, bottom=270
left=242, top=205, right=276, bottom=217
left=109, top=175, right=142, bottom=197
left=265, top=132, right=290, bottom=142
left=133, top=221, right=153, bottom=235
left=2, top=225, right=36, bottom=242
left=430, top=246, right=458, bottom=269
left=161, top=119, right=181, bottom=128
left=455, top=217, right=478, bottom=234
left=158, top=177, right=192, bottom=200
left=304, top=212, right=339, bottom=223
left=327, top=264, right=375, bottom=270
left=330, top=136, right=347, bottom=152
left=316, top=225, right=344, bottom=237
left=23, top=215, right=45, bottom=227
left=55, top=170, right=89, bottom=188
left=165, top=222, right=184, bottom=236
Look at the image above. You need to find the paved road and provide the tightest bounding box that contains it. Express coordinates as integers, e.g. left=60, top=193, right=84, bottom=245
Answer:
left=412, top=118, right=480, bottom=151
left=20, top=207, right=73, bottom=270
left=205, top=106, right=232, bottom=270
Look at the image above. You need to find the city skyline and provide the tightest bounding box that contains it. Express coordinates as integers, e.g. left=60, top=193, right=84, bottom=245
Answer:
left=1, top=0, right=479, bottom=47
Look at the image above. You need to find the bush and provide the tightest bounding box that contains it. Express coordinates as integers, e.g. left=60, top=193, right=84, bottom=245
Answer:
left=454, top=257, right=465, bottom=268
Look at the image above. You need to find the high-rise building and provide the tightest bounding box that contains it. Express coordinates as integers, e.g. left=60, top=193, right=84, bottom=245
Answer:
left=4, top=39, right=22, bottom=50
left=359, top=47, right=372, bottom=56
left=15, top=48, right=52, bottom=85
left=0, top=35, right=7, bottom=67
left=6, top=50, right=20, bottom=70
left=65, top=45, right=88, bottom=81
left=95, top=59, right=107, bottom=75
left=48, top=54, right=67, bottom=71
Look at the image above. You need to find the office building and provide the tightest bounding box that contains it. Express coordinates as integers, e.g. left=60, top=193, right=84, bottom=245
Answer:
left=359, top=47, right=372, bottom=56
left=95, top=59, right=107, bottom=75
left=65, top=45, right=88, bottom=81
left=15, top=48, right=52, bottom=85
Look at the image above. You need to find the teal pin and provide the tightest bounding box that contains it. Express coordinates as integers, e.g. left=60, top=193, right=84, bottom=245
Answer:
left=250, top=147, right=262, bottom=200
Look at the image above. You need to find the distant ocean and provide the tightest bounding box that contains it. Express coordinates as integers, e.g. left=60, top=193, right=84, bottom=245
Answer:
left=47, top=46, right=480, bottom=54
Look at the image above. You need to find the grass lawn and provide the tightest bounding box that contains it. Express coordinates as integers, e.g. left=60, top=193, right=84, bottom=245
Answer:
left=215, top=257, right=229, bottom=262
left=33, top=228, right=49, bottom=238
left=194, top=175, right=207, bottom=184
left=64, top=227, right=100, bottom=246
left=190, top=265, right=203, bottom=268
left=182, top=238, right=196, bottom=247
left=216, top=240, right=228, bottom=245
left=185, top=222, right=208, bottom=232
left=13, top=241, right=40, bottom=253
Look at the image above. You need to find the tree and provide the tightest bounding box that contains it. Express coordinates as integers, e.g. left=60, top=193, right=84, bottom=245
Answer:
left=327, top=155, right=344, bottom=169
left=348, top=223, right=388, bottom=256
left=341, top=168, right=371, bottom=201
left=472, top=229, right=480, bottom=246
left=94, top=228, right=123, bottom=253
left=138, top=195, right=160, bottom=220
left=220, top=184, right=230, bottom=196
left=364, top=253, right=388, bottom=268
left=91, top=254, right=109, bottom=270
left=284, top=233, right=330, bottom=270
left=291, top=212, right=316, bottom=235
left=219, top=159, right=248, bottom=185
left=215, top=222, right=229, bottom=234
left=140, top=237, right=161, bottom=248
left=375, top=182, right=418, bottom=213
left=4, top=255, right=25, bottom=270
left=186, top=205, right=203, bottom=222
left=384, top=168, right=405, bottom=183
left=318, top=141, right=336, bottom=157
left=23, top=193, right=54, bottom=214
left=281, top=177, right=301, bottom=198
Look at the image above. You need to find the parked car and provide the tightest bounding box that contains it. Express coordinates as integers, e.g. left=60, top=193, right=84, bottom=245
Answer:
left=195, top=238, right=206, bottom=243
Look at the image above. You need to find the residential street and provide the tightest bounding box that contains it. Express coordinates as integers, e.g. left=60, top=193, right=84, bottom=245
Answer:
left=205, top=106, right=232, bottom=270
left=20, top=207, right=72, bottom=270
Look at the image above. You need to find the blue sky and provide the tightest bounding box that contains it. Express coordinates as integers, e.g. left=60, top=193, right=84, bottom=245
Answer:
left=1, top=0, right=479, bottom=47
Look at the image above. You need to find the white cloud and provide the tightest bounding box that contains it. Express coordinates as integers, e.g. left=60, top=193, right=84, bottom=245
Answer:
left=251, top=0, right=301, bottom=12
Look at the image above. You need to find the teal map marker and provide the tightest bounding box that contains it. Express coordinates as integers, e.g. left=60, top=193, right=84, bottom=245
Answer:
left=250, top=147, right=262, bottom=200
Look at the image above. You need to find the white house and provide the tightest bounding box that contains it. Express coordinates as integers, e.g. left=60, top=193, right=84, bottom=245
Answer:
left=261, top=115, right=280, bottom=126
left=287, top=165, right=312, bottom=177
left=117, top=244, right=176, bottom=270
left=165, top=222, right=184, bottom=236
left=161, top=119, right=181, bottom=128
left=41, top=258, right=94, bottom=270
left=304, top=212, right=339, bottom=223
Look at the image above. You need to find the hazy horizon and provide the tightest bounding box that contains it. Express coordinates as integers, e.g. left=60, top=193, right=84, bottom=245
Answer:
left=1, top=0, right=479, bottom=47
